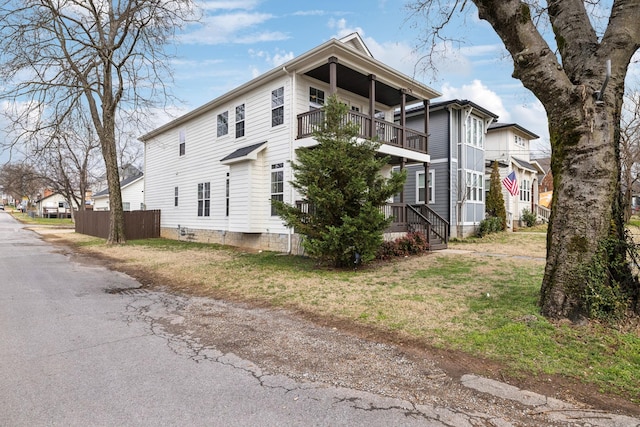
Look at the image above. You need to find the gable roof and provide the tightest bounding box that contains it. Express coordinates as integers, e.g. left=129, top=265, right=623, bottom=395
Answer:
left=93, top=173, right=144, bottom=198
left=140, top=34, right=441, bottom=142
left=488, top=122, right=540, bottom=140
left=403, top=99, right=499, bottom=120
left=338, top=32, right=373, bottom=57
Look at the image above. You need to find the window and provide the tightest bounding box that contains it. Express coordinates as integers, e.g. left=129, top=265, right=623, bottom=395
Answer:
left=235, top=104, right=245, bottom=138
left=272, top=87, right=284, bottom=127
left=197, top=182, right=210, bottom=217
left=309, top=87, right=325, bottom=106
left=519, top=178, right=531, bottom=202
left=417, top=170, right=435, bottom=203
left=123, top=202, right=130, bottom=211
left=465, top=171, right=484, bottom=202
left=466, top=116, right=484, bottom=148
left=514, top=135, right=525, bottom=146
left=179, top=129, right=185, bottom=156
left=174, top=186, right=179, bottom=207
left=270, top=163, right=284, bottom=215
left=217, top=111, right=228, bottom=137
left=226, top=172, right=230, bottom=217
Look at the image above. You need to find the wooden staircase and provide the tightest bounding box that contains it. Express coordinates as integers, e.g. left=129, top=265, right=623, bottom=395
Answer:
left=407, top=204, right=449, bottom=250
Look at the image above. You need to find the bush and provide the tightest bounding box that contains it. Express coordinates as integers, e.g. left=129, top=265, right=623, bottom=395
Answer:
left=376, top=232, right=429, bottom=260
left=477, top=216, right=503, bottom=237
left=521, top=209, right=537, bottom=227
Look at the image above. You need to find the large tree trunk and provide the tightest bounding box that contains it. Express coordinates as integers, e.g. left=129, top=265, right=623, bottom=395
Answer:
left=540, top=98, right=622, bottom=320
left=102, top=110, right=126, bottom=244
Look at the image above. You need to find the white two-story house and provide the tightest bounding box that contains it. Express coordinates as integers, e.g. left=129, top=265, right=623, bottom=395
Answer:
left=485, top=123, right=545, bottom=229
left=140, top=33, right=441, bottom=253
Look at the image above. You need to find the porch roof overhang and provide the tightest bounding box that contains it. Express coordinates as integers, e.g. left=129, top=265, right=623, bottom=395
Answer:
left=305, top=63, right=420, bottom=107
left=513, top=157, right=545, bottom=174
left=379, top=144, right=430, bottom=164
left=220, top=141, right=267, bottom=165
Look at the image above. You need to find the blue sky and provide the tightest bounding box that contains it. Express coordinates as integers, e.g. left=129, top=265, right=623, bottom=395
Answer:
left=168, top=0, right=551, bottom=156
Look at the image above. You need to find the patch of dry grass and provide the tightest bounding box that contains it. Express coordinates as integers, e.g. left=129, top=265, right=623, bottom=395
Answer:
left=51, top=231, right=544, bottom=344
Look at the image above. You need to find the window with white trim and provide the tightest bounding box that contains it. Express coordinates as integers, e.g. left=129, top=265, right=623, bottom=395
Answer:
left=174, top=186, right=178, bottom=207
left=519, top=178, right=531, bottom=202
left=514, top=135, right=525, bottom=147
left=417, top=170, right=435, bottom=203
left=225, top=172, right=230, bottom=217
left=270, top=163, right=284, bottom=216
left=197, top=182, right=210, bottom=217
left=271, top=87, right=284, bottom=127
left=309, top=87, right=325, bottom=106
left=217, top=111, right=228, bottom=137
left=235, top=104, right=245, bottom=138
left=466, top=115, right=484, bottom=148
left=123, top=202, right=130, bottom=211
left=466, top=171, right=484, bottom=202
left=179, top=129, right=185, bottom=156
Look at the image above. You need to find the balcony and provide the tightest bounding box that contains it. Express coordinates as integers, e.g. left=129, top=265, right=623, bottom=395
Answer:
left=297, top=109, right=427, bottom=155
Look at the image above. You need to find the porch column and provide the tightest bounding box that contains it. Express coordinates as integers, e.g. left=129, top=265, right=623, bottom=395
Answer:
left=400, top=89, right=407, bottom=148
left=329, top=56, right=338, bottom=95
left=368, top=74, right=376, bottom=139
left=424, top=99, right=430, bottom=153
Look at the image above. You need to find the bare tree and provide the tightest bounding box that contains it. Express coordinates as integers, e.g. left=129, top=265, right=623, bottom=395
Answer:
left=0, top=163, right=43, bottom=207
left=32, top=110, right=102, bottom=219
left=0, top=0, right=197, bottom=243
left=620, top=89, right=640, bottom=221
left=410, top=1, right=640, bottom=321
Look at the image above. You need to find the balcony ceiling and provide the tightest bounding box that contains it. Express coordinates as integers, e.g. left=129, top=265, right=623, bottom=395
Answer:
left=305, top=62, right=421, bottom=107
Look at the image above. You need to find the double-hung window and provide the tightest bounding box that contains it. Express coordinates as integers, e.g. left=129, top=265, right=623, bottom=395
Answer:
left=417, top=170, right=435, bottom=203
left=235, top=104, right=245, bottom=138
left=217, top=111, right=228, bottom=137
left=271, top=87, right=284, bottom=127
left=466, top=171, right=484, bottom=202
left=270, top=163, right=284, bottom=215
left=519, top=178, right=531, bottom=202
left=174, top=187, right=179, bottom=207
left=197, top=182, right=210, bottom=217
left=309, top=87, right=325, bottom=106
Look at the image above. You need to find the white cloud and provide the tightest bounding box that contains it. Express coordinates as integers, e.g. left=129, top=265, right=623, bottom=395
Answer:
left=249, top=48, right=294, bottom=67
left=180, top=12, right=289, bottom=45
left=292, top=10, right=326, bottom=17
left=440, top=80, right=509, bottom=121
left=198, top=0, right=261, bottom=11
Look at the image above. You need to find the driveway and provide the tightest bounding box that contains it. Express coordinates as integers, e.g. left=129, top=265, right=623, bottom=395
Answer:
left=1, top=212, right=638, bottom=426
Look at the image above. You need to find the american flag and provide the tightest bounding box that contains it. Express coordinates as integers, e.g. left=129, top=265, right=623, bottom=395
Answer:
left=502, top=171, right=519, bottom=196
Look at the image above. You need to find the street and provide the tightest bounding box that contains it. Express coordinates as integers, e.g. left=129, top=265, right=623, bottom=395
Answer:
left=1, top=212, right=639, bottom=427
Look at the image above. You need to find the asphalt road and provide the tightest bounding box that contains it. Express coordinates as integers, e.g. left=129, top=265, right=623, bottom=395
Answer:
left=2, top=212, right=639, bottom=427
left=0, top=213, right=466, bottom=426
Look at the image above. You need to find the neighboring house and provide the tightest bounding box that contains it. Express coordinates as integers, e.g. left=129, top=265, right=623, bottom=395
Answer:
left=35, top=192, right=72, bottom=218
left=92, top=163, right=143, bottom=195
left=399, top=100, right=498, bottom=238
left=485, top=123, right=546, bottom=228
left=93, top=173, right=145, bottom=211
left=140, top=33, right=441, bottom=253
left=535, top=156, right=553, bottom=209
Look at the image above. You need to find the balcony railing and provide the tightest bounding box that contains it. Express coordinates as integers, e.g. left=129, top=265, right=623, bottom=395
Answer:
left=297, top=109, right=427, bottom=154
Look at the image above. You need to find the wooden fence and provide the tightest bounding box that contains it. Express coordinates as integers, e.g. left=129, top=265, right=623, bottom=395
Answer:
left=75, top=210, right=161, bottom=240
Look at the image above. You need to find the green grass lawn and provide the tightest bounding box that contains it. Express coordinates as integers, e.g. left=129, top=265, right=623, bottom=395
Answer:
left=11, top=212, right=74, bottom=226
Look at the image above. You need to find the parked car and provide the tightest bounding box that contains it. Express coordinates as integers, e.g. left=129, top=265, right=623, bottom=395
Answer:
left=0, top=204, right=4, bottom=210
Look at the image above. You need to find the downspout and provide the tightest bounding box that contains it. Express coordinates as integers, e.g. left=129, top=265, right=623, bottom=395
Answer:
left=445, top=106, right=452, bottom=237
left=284, top=65, right=295, bottom=254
